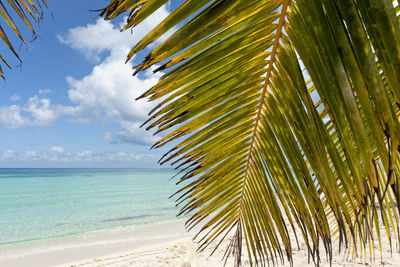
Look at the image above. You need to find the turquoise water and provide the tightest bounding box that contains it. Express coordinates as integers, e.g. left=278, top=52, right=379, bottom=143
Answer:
left=0, top=169, right=181, bottom=246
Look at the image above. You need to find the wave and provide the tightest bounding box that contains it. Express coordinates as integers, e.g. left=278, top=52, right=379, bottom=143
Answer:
left=101, top=214, right=158, bottom=223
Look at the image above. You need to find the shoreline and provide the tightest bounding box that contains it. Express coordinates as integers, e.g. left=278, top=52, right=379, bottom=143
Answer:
left=0, top=217, right=185, bottom=248
left=2, top=218, right=400, bottom=266
left=0, top=219, right=191, bottom=267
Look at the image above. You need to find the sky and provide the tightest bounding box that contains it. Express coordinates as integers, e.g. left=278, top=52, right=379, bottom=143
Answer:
left=0, top=0, right=179, bottom=168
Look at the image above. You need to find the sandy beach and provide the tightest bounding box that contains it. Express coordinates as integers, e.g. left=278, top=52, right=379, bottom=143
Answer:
left=1, top=219, right=400, bottom=267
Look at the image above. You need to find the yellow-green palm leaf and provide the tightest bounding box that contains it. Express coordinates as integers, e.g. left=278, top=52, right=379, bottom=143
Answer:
left=102, top=0, right=400, bottom=265
left=0, top=0, right=48, bottom=79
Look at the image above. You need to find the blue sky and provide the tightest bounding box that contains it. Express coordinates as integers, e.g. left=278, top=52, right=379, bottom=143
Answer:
left=0, top=0, right=178, bottom=168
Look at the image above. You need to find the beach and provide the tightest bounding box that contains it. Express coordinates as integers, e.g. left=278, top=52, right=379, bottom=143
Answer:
left=2, top=169, right=400, bottom=266
left=1, top=218, right=400, bottom=267
left=0, top=220, right=190, bottom=267
left=0, top=219, right=235, bottom=267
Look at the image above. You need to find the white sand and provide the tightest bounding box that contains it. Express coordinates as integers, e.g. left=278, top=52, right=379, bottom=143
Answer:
left=1, top=219, right=400, bottom=267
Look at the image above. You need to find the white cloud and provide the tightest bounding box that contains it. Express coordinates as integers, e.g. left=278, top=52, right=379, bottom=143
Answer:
left=38, top=89, right=52, bottom=95
left=57, top=7, right=172, bottom=145
left=10, top=94, right=20, bottom=101
left=104, top=132, right=112, bottom=140
left=50, top=146, right=64, bottom=153
left=58, top=18, right=127, bottom=62
left=19, top=150, right=38, bottom=161
left=66, top=60, right=160, bottom=123
left=113, top=121, right=157, bottom=145
left=58, top=7, right=171, bottom=62
left=0, top=150, right=14, bottom=160
left=64, top=60, right=160, bottom=145
left=23, top=96, right=58, bottom=125
left=0, top=149, right=156, bottom=163
left=1, top=6, right=174, bottom=146
left=76, top=150, right=92, bottom=160
left=0, top=94, right=78, bottom=129
left=0, top=105, right=29, bottom=128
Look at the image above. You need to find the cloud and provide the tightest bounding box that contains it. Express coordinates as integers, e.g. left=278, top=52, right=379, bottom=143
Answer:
left=24, top=96, right=58, bottom=125
left=65, top=60, right=161, bottom=145
left=57, top=7, right=172, bottom=145
left=0, top=105, right=29, bottom=128
left=0, top=150, right=14, bottom=160
left=113, top=121, right=157, bottom=145
left=58, top=7, right=171, bottom=62
left=1, top=6, right=174, bottom=146
left=104, top=132, right=112, bottom=141
left=58, top=18, right=127, bottom=62
left=38, top=89, right=52, bottom=95
left=10, top=94, right=20, bottom=101
left=66, top=60, right=160, bottom=123
left=0, top=94, right=78, bottom=129
left=0, top=149, right=156, bottom=163
left=50, top=146, right=64, bottom=153
left=19, top=150, right=38, bottom=161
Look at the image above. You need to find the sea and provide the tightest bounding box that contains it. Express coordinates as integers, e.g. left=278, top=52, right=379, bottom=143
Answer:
left=0, top=168, right=183, bottom=247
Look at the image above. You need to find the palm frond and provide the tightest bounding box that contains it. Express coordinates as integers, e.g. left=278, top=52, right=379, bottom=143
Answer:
left=102, top=0, right=400, bottom=265
left=0, top=0, right=48, bottom=79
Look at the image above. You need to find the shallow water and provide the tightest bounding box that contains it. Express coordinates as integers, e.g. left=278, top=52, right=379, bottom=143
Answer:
left=0, top=168, right=181, bottom=246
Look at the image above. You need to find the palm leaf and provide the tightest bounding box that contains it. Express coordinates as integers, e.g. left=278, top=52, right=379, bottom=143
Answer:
left=0, top=0, right=48, bottom=79
left=102, top=0, right=400, bottom=265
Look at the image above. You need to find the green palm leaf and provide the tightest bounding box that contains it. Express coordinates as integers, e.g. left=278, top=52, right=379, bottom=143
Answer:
left=102, top=0, right=400, bottom=265
left=0, top=0, right=48, bottom=79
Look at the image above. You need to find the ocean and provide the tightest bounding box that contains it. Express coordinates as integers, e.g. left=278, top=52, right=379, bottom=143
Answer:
left=0, top=168, right=182, bottom=246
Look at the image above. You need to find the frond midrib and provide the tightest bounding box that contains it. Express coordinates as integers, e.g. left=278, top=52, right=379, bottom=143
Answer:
left=238, top=0, right=291, bottom=214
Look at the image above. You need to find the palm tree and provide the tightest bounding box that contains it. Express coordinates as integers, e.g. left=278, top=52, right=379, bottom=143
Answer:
left=2, top=0, right=400, bottom=265
left=0, top=0, right=47, bottom=79
left=100, top=0, right=400, bottom=265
